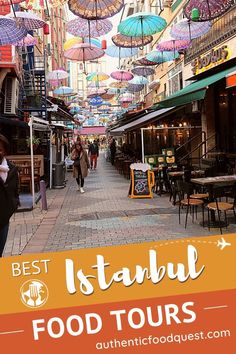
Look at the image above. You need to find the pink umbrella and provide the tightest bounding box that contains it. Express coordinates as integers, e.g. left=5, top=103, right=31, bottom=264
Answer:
left=156, top=39, right=191, bottom=54
left=110, top=70, right=134, bottom=81
left=12, top=33, right=38, bottom=47
left=64, top=43, right=105, bottom=61
left=87, top=88, right=107, bottom=98
left=66, top=18, right=112, bottom=38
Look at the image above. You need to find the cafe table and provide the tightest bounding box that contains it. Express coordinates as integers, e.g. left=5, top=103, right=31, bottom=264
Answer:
left=191, top=175, right=236, bottom=227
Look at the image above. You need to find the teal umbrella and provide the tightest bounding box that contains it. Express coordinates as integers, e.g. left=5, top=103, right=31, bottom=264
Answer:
left=146, top=50, right=179, bottom=63
left=118, top=12, right=167, bottom=47
left=129, top=76, right=148, bottom=85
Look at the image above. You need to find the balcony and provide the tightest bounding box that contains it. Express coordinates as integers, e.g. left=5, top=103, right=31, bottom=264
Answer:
left=184, top=4, right=236, bottom=64
left=0, top=46, right=22, bottom=76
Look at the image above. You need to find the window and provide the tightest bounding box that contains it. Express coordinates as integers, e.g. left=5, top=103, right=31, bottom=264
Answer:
left=168, top=63, right=183, bottom=95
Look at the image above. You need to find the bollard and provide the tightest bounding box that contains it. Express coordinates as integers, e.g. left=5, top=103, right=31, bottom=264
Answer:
left=40, top=180, right=48, bottom=211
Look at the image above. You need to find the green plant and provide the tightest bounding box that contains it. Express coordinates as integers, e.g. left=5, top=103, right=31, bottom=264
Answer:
left=26, top=136, right=41, bottom=147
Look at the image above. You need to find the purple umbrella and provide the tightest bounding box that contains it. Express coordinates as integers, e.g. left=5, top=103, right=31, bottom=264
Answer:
left=68, top=0, right=124, bottom=20
left=170, top=19, right=211, bottom=40
left=156, top=39, right=191, bottom=53
left=112, top=33, right=153, bottom=48
left=12, top=33, right=38, bottom=47
left=0, top=16, right=27, bottom=46
left=127, top=84, right=144, bottom=93
left=66, top=18, right=112, bottom=38
left=110, top=70, right=134, bottom=81
left=131, top=66, right=155, bottom=77
left=7, top=11, right=45, bottom=29
left=184, top=0, right=234, bottom=22
left=133, top=56, right=157, bottom=66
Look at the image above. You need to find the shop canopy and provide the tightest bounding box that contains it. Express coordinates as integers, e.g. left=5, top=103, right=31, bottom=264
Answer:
left=154, top=65, right=236, bottom=110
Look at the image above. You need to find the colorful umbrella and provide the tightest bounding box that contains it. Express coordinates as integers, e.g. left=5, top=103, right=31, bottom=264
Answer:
left=146, top=50, right=179, bottom=63
left=110, top=81, right=129, bottom=88
left=184, top=0, right=234, bottom=22
left=0, top=17, right=27, bottom=46
left=68, top=0, right=124, bottom=20
left=119, top=93, right=134, bottom=102
left=118, top=12, right=167, bottom=47
left=156, top=39, right=191, bottom=53
left=7, top=11, right=45, bottom=29
left=63, top=37, right=83, bottom=50
left=47, top=69, right=68, bottom=81
left=100, top=92, right=115, bottom=100
left=129, top=76, right=148, bottom=85
left=64, top=43, right=104, bottom=61
left=21, top=0, right=66, bottom=10
left=88, top=81, right=107, bottom=88
left=127, top=83, right=144, bottom=93
left=170, top=19, right=211, bottom=40
left=86, top=72, right=109, bottom=81
left=110, top=70, right=133, bottom=81
left=89, top=96, right=103, bottom=106
left=87, top=88, right=107, bottom=98
left=107, top=88, right=127, bottom=95
left=133, top=56, right=157, bottom=66
left=54, top=86, right=74, bottom=96
left=105, top=45, right=138, bottom=67
left=131, top=66, right=155, bottom=77
left=66, top=18, right=112, bottom=38
left=70, top=106, right=81, bottom=114
left=12, top=33, right=38, bottom=47
left=112, top=33, right=153, bottom=48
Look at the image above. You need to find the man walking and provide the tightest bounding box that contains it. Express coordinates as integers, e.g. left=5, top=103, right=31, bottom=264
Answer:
left=89, top=140, right=99, bottom=170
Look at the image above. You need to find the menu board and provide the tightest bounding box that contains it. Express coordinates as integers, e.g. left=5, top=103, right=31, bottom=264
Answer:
left=129, top=165, right=155, bottom=198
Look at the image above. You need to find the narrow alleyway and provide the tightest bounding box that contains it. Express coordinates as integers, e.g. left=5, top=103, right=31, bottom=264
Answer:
left=5, top=153, right=236, bottom=256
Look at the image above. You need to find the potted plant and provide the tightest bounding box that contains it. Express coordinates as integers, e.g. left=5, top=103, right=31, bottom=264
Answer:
left=26, top=136, right=41, bottom=151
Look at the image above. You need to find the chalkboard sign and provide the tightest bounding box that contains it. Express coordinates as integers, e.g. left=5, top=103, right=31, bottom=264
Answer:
left=129, top=163, right=155, bottom=199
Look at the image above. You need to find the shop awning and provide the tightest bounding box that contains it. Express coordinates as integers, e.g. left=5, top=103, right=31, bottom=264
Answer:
left=154, top=65, right=236, bottom=109
left=111, top=107, right=178, bottom=133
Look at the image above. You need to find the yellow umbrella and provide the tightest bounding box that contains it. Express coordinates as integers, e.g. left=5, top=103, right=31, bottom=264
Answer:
left=63, top=37, right=83, bottom=50
left=110, top=81, right=129, bottom=88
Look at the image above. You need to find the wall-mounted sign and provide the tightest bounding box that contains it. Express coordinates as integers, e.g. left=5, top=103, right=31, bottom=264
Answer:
left=226, top=71, right=236, bottom=89
left=191, top=45, right=230, bottom=75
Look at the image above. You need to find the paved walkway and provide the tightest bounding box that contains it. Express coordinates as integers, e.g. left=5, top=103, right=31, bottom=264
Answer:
left=4, top=153, right=236, bottom=256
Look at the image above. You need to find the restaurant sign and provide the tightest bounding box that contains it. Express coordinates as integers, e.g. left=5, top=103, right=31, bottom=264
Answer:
left=191, top=45, right=230, bottom=75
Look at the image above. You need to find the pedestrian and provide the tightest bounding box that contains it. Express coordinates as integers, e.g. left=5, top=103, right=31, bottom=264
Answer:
left=110, top=138, right=117, bottom=165
left=0, top=134, right=20, bottom=257
left=89, top=140, right=99, bottom=170
left=71, top=142, right=90, bottom=193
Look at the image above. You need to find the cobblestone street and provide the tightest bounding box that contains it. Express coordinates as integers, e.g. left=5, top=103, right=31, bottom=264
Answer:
left=5, top=153, right=236, bottom=256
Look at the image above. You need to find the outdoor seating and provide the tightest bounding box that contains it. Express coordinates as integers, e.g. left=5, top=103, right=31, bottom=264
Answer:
left=19, top=164, right=41, bottom=193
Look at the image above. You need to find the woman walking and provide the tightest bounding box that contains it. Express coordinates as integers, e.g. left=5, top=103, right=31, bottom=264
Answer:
left=0, top=134, right=19, bottom=257
left=71, top=142, right=90, bottom=193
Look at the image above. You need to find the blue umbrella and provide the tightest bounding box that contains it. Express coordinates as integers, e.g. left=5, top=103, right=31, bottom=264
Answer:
left=105, top=45, right=138, bottom=68
left=146, top=50, right=179, bottom=63
left=107, top=88, right=127, bottom=95
left=89, top=96, right=103, bottom=106
left=118, top=12, right=167, bottom=47
left=69, top=106, right=81, bottom=114
left=129, top=76, right=149, bottom=85
left=53, top=86, right=74, bottom=96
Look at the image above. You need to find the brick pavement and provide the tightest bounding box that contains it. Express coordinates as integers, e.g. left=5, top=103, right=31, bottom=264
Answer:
left=4, top=152, right=236, bottom=256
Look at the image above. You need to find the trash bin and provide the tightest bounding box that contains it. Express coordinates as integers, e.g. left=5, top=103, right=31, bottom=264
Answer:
left=52, top=162, right=66, bottom=188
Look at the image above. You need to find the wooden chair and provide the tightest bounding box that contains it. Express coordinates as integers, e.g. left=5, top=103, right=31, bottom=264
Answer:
left=19, top=165, right=40, bottom=193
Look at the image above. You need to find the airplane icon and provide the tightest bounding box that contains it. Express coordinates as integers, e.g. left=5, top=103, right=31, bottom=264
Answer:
left=217, top=237, right=231, bottom=250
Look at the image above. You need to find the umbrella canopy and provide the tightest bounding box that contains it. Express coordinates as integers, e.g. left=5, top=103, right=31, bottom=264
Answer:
left=105, top=45, right=138, bottom=58
left=47, top=69, right=68, bottom=81
left=131, top=66, right=155, bottom=77
left=129, top=76, right=149, bottom=85
left=21, top=0, right=66, bottom=10
left=54, top=86, right=74, bottom=96
left=146, top=50, right=179, bottom=63
left=118, top=12, right=167, bottom=39
left=87, top=88, right=107, bottom=98
left=70, top=106, right=81, bottom=114
left=107, top=87, right=127, bottom=94
left=13, top=33, right=37, bottom=47
left=184, top=0, right=234, bottom=22
left=110, top=70, right=133, bottom=81
left=156, top=39, right=191, bottom=52
left=110, top=81, right=129, bottom=88
left=119, top=93, right=134, bottom=102
left=170, top=19, right=211, bottom=40
left=87, top=81, right=107, bottom=88
left=86, top=72, right=109, bottom=81
left=7, top=11, right=45, bottom=29
left=68, top=0, right=124, bottom=20
left=0, top=17, right=27, bottom=46
left=133, top=56, right=157, bottom=66
left=112, top=33, right=153, bottom=48
left=89, top=96, right=103, bottom=106
left=127, top=83, right=144, bottom=93
left=66, top=18, right=112, bottom=38
left=63, top=37, right=83, bottom=50
left=100, top=92, right=115, bottom=100
left=64, top=43, right=104, bottom=61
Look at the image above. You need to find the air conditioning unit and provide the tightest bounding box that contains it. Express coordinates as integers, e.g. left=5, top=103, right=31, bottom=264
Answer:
left=4, top=77, right=19, bottom=115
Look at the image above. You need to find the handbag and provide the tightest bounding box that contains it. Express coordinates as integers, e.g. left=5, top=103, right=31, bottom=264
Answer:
left=73, top=158, right=80, bottom=167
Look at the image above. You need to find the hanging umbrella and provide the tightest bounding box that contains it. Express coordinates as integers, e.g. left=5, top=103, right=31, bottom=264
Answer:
left=63, top=37, right=83, bottom=50
left=107, top=88, right=127, bottom=95
left=89, top=96, right=103, bottom=106
left=87, top=88, right=107, bottom=98
left=170, top=19, right=211, bottom=40
left=112, top=33, right=153, bottom=48
left=7, top=11, right=45, bottom=29
left=64, top=43, right=104, bottom=61
left=12, top=33, right=38, bottom=47
left=86, top=72, right=109, bottom=81
left=88, top=81, right=107, bottom=88
left=66, top=18, right=112, bottom=39
left=70, top=106, right=81, bottom=114
left=21, top=0, right=66, bottom=10
left=105, top=45, right=138, bottom=58
left=146, top=50, right=179, bottom=63
left=133, top=56, right=157, bottom=66
left=127, top=83, right=144, bottom=93
left=184, top=0, right=234, bottom=22
left=0, top=17, right=27, bottom=46
left=129, top=76, right=148, bottom=85
left=54, top=86, right=74, bottom=96
left=47, top=69, right=68, bottom=81
left=119, top=93, right=134, bottom=102
left=110, top=70, right=133, bottom=81
left=118, top=12, right=167, bottom=47
left=110, top=81, right=129, bottom=88
left=68, top=0, right=124, bottom=20
left=100, top=92, right=115, bottom=100
left=156, top=39, right=191, bottom=53
left=131, top=66, right=155, bottom=77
